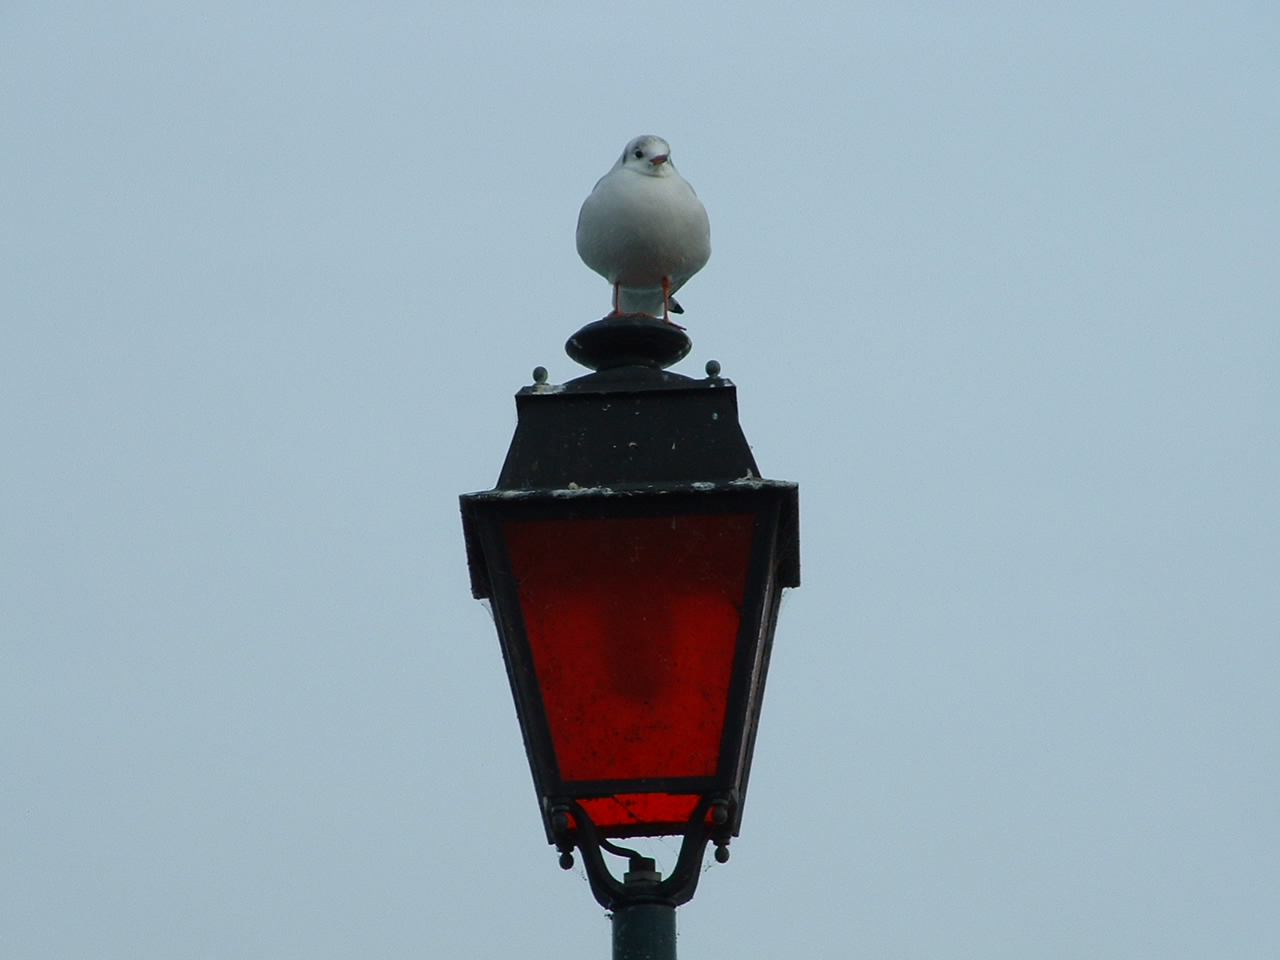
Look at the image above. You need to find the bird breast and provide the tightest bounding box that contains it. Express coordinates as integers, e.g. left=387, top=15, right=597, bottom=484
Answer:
left=576, top=173, right=711, bottom=287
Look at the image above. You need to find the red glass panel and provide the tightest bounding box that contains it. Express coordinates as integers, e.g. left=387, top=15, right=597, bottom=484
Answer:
left=579, top=793, right=701, bottom=830
left=504, top=514, right=755, bottom=783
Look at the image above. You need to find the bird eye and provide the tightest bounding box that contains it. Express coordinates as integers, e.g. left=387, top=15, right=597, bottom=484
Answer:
left=633, top=149, right=644, bottom=159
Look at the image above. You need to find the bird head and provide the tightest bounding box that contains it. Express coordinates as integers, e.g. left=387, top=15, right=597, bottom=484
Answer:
left=618, top=135, right=675, bottom=176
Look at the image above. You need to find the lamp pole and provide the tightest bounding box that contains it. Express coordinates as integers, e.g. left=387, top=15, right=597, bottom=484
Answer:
left=460, top=316, right=799, bottom=960
left=612, top=868, right=676, bottom=960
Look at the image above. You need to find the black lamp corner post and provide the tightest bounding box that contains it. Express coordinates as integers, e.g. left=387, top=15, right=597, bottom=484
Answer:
left=460, top=316, right=799, bottom=960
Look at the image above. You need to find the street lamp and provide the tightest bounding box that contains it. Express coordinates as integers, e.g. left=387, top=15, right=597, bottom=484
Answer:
left=460, top=316, right=799, bottom=959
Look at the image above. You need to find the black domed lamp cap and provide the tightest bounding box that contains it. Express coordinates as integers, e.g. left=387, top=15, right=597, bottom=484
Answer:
left=565, top=315, right=692, bottom=371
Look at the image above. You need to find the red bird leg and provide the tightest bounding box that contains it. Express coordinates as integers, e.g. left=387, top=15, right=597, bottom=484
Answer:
left=660, top=277, right=686, bottom=329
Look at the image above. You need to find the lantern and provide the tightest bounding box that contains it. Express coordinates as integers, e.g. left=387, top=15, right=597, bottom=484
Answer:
left=460, top=317, right=798, bottom=919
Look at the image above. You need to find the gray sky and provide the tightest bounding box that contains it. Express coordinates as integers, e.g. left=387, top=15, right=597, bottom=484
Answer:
left=3, top=2, right=1277, bottom=958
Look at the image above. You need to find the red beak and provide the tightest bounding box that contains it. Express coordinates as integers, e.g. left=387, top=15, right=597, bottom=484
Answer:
left=650, top=154, right=669, bottom=166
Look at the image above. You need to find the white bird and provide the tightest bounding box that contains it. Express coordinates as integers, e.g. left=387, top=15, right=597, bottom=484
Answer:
left=576, top=135, right=711, bottom=326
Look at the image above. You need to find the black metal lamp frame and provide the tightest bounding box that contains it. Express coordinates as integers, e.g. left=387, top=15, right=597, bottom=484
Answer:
left=459, top=316, right=800, bottom=937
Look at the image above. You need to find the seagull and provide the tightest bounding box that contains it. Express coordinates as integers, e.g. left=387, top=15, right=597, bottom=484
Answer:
left=576, top=135, right=711, bottom=326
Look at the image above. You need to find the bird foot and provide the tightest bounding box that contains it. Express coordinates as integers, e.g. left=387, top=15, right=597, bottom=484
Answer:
left=604, top=310, right=679, bottom=327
